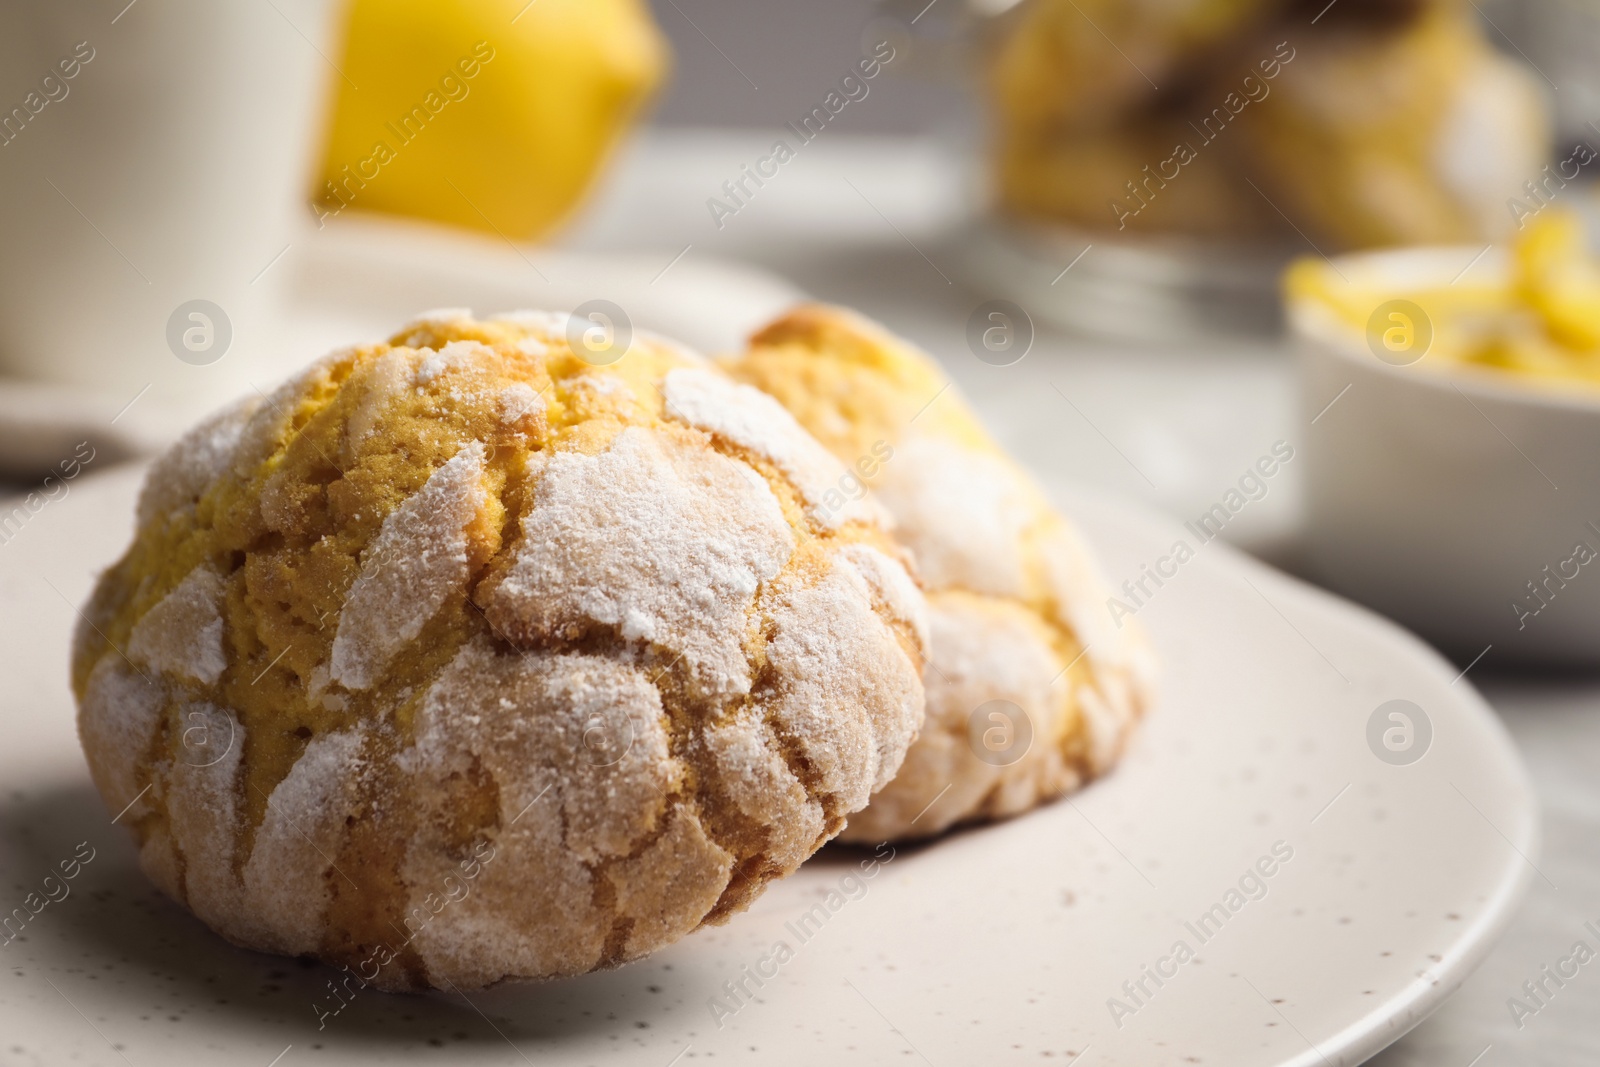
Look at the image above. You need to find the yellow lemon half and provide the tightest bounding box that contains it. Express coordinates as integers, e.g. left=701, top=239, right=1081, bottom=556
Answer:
left=317, top=0, right=669, bottom=240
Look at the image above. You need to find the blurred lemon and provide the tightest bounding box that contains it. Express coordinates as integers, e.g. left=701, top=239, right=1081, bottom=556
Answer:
left=1287, top=209, right=1600, bottom=390
left=316, top=0, right=669, bottom=240
left=1517, top=211, right=1600, bottom=352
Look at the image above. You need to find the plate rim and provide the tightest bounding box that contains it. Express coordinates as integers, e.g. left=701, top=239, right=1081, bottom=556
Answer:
left=1054, top=481, right=1539, bottom=1066
left=0, top=461, right=1541, bottom=1067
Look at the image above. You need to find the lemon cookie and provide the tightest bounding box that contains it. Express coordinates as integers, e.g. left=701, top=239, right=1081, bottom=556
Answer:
left=726, top=305, right=1154, bottom=842
left=73, top=310, right=927, bottom=990
left=1232, top=2, right=1550, bottom=249
left=988, top=0, right=1278, bottom=133
left=318, top=0, right=669, bottom=240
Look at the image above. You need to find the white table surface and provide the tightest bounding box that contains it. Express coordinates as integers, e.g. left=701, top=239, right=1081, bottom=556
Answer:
left=561, top=129, right=1600, bottom=1065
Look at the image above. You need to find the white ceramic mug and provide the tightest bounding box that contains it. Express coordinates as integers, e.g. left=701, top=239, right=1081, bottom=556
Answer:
left=0, top=0, right=338, bottom=421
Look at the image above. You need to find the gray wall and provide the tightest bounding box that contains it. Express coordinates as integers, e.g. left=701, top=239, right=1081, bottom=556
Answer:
left=643, top=0, right=977, bottom=134
left=642, top=0, right=1600, bottom=146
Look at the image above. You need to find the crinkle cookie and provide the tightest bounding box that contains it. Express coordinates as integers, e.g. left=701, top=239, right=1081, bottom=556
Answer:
left=72, top=310, right=928, bottom=990
left=725, top=305, right=1155, bottom=842
left=1228, top=2, right=1550, bottom=249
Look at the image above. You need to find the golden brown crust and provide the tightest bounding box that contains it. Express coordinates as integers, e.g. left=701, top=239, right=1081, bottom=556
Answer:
left=73, top=310, right=927, bottom=989
left=728, top=304, right=1156, bottom=842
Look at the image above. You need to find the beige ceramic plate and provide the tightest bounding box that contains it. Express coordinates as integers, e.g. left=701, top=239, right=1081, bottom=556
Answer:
left=0, top=461, right=1534, bottom=1066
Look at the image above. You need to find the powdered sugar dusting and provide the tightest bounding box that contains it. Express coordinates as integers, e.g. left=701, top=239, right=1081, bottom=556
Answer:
left=703, top=707, right=824, bottom=870
left=407, top=640, right=682, bottom=862
left=409, top=801, right=598, bottom=985
left=162, top=703, right=245, bottom=932
left=836, top=543, right=929, bottom=651
left=571, top=373, right=635, bottom=400
left=873, top=436, right=1035, bottom=597
left=607, top=806, right=732, bottom=957
left=396, top=308, right=473, bottom=346
left=498, top=383, right=546, bottom=428
left=78, top=657, right=167, bottom=821
left=402, top=639, right=689, bottom=983
left=348, top=349, right=417, bottom=445
left=408, top=307, right=473, bottom=325
left=232, top=349, right=353, bottom=483
left=484, top=427, right=794, bottom=697
left=127, top=566, right=228, bottom=684
left=244, top=728, right=368, bottom=954
left=1037, top=520, right=1154, bottom=767
left=662, top=368, right=881, bottom=530
left=841, top=594, right=1066, bottom=842
left=330, top=443, right=489, bottom=690
left=489, top=309, right=572, bottom=339
left=758, top=551, right=923, bottom=810
left=926, top=596, right=1059, bottom=738
left=1039, top=522, right=1135, bottom=673
left=137, top=396, right=259, bottom=526
left=416, top=340, right=496, bottom=385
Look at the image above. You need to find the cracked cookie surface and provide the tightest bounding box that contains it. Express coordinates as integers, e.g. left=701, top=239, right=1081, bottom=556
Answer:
left=725, top=305, right=1156, bottom=842
left=72, top=310, right=927, bottom=990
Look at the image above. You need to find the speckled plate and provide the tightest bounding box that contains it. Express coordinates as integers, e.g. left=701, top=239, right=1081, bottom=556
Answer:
left=0, top=464, right=1535, bottom=1067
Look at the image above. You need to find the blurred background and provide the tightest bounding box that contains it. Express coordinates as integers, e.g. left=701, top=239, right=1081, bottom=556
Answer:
left=3, top=0, right=1599, bottom=1062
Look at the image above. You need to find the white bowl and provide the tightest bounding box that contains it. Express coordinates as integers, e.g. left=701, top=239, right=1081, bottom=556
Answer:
left=1295, top=245, right=1600, bottom=667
